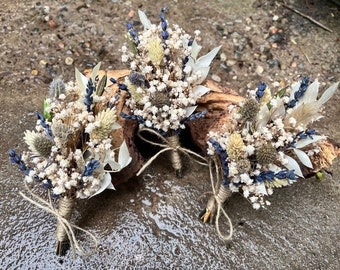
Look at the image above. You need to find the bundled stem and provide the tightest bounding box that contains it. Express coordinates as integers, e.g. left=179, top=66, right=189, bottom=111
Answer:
left=167, top=134, right=183, bottom=177
left=19, top=183, right=98, bottom=258
left=200, top=158, right=233, bottom=240
left=55, top=196, right=76, bottom=256
left=136, top=128, right=207, bottom=177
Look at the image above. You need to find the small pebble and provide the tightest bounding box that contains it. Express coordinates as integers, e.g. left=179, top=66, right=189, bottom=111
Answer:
left=48, top=20, right=56, bottom=28
left=39, top=60, right=47, bottom=67
left=31, top=70, right=39, bottom=75
left=232, top=75, right=237, bottom=80
left=211, top=74, right=221, bottom=82
left=291, top=62, right=297, bottom=68
left=65, top=57, right=74, bottom=65
left=227, top=60, right=236, bottom=66
left=269, top=27, right=278, bottom=34
left=220, top=53, right=227, bottom=61
left=255, top=65, right=264, bottom=75
left=128, top=10, right=134, bottom=18
left=272, top=15, right=279, bottom=21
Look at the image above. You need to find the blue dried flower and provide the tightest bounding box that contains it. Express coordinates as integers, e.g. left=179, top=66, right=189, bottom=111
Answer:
left=84, top=78, right=96, bottom=112
left=9, top=149, right=32, bottom=176
left=82, top=160, right=100, bottom=177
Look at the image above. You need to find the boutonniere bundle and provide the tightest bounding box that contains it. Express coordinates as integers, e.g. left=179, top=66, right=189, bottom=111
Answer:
left=200, top=78, right=338, bottom=238
left=116, top=10, right=220, bottom=176
left=9, top=63, right=131, bottom=256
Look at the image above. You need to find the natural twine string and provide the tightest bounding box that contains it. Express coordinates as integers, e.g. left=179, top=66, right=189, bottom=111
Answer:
left=206, top=158, right=233, bottom=241
left=136, top=128, right=208, bottom=176
left=19, top=183, right=98, bottom=258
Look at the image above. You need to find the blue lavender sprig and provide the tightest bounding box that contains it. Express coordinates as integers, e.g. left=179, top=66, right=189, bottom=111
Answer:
left=84, top=78, right=96, bottom=112
left=256, top=82, right=267, bottom=101
left=120, top=112, right=146, bottom=126
left=107, top=78, right=131, bottom=108
left=180, top=110, right=207, bottom=125
left=126, top=22, right=139, bottom=44
left=209, top=138, right=229, bottom=187
left=254, top=169, right=296, bottom=183
left=288, top=129, right=316, bottom=148
left=36, top=112, right=53, bottom=137
left=9, top=149, right=32, bottom=176
left=82, top=160, right=100, bottom=177
left=286, top=77, right=310, bottom=108
left=159, top=12, right=169, bottom=40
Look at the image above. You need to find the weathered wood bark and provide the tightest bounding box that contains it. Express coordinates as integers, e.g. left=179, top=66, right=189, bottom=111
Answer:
left=85, top=69, right=339, bottom=183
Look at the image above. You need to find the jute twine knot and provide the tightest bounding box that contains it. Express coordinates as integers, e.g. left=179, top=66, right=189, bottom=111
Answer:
left=136, top=128, right=208, bottom=176
left=202, top=158, right=233, bottom=241
left=19, top=183, right=98, bottom=258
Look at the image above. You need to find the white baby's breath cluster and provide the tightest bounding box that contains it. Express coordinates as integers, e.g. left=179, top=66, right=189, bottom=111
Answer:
left=22, top=64, right=131, bottom=199
left=207, top=79, right=338, bottom=209
left=122, top=10, right=221, bottom=133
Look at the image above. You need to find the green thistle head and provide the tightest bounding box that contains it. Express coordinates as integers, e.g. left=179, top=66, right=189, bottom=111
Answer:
left=24, top=131, right=53, bottom=158
left=240, top=98, right=259, bottom=122
left=256, top=144, right=277, bottom=165
left=237, top=158, right=251, bottom=174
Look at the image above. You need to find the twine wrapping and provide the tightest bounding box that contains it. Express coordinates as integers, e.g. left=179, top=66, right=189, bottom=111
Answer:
left=201, top=158, right=233, bottom=241
left=55, top=196, right=75, bottom=256
left=136, top=128, right=208, bottom=176
left=19, top=183, right=98, bottom=258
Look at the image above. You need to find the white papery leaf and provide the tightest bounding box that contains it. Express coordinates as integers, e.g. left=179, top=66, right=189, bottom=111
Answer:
left=90, top=173, right=114, bottom=198
left=299, top=80, right=319, bottom=104
left=317, top=81, right=339, bottom=106
left=293, top=148, right=313, bottom=168
left=193, top=85, right=210, bottom=98
left=270, top=98, right=285, bottom=120
left=138, top=10, right=152, bottom=30
left=256, top=105, right=270, bottom=129
left=185, top=106, right=197, bottom=117
left=118, top=140, right=132, bottom=169
left=75, top=68, right=88, bottom=92
left=90, top=62, right=101, bottom=83
left=256, top=182, right=268, bottom=195
left=196, top=45, right=222, bottom=67
left=190, top=39, right=202, bottom=60
left=194, top=66, right=210, bottom=84
left=295, top=135, right=326, bottom=149
left=283, top=154, right=304, bottom=178
left=290, top=81, right=301, bottom=101
left=106, top=160, right=121, bottom=172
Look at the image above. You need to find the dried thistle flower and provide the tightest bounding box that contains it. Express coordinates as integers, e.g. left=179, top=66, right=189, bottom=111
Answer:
left=24, top=130, right=53, bottom=158
left=240, top=98, right=259, bottom=122
left=51, top=122, right=74, bottom=147
left=256, top=144, right=277, bottom=165
left=227, top=133, right=245, bottom=161
left=237, top=158, right=251, bottom=174
left=151, top=91, right=171, bottom=107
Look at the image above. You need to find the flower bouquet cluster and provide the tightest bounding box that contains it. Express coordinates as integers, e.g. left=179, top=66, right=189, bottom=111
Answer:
left=9, top=64, right=131, bottom=256
left=201, top=78, right=338, bottom=229
left=117, top=10, right=220, bottom=176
